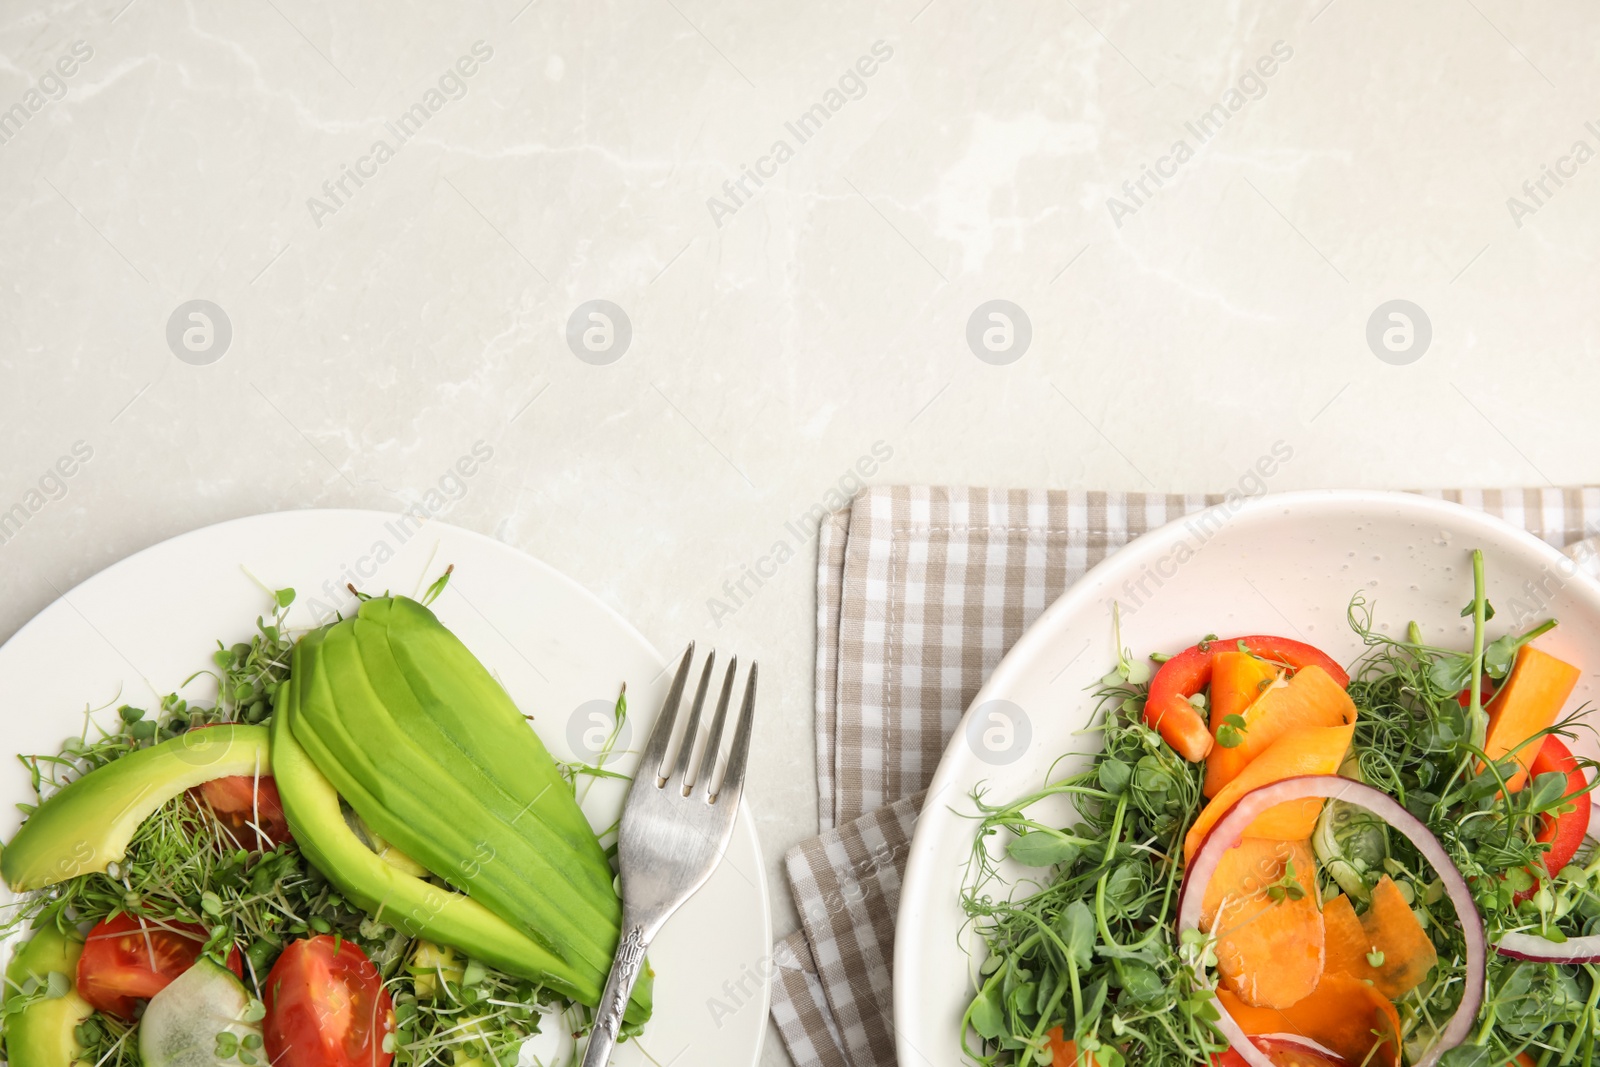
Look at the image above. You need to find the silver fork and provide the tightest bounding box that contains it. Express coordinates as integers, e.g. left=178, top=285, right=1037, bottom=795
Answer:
left=580, top=642, right=758, bottom=1066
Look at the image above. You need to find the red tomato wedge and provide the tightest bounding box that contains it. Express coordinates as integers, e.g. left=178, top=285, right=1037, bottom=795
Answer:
left=265, top=936, right=395, bottom=1067
left=77, top=913, right=243, bottom=1020
left=188, top=774, right=293, bottom=848
left=1514, top=735, right=1591, bottom=903
left=1145, top=635, right=1347, bottom=762
left=1456, top=676, right=1498, bottom=707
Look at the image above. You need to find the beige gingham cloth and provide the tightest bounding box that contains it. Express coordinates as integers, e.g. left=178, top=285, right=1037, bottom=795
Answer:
left=771, top=485, right=1600, bottom=1067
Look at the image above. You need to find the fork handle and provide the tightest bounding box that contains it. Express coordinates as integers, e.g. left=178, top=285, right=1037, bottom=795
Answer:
left=579, top=923, right=651, bottom=1067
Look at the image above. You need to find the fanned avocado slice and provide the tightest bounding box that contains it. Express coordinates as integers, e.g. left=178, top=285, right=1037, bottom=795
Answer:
left=282, top=595, right=650, bottom=1024
left=269, top=702, right=609, bottom=1011
left=1, top=725, right=271, bottom=892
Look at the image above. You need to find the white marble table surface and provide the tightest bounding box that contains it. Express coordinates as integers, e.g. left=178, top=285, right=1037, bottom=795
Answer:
left=3, top=1, right=1599, bottom=1061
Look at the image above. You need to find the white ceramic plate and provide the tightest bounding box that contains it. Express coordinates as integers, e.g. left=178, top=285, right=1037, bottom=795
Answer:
left=0, top=510, right=769, bottom=1066
left=895, top=490, right=1600, bottom=1067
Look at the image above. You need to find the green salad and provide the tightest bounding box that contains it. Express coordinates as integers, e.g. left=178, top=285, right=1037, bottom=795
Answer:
left=1, top=573, right=643, bottom=1067
left=961, top=551, right=1600, bottom=1067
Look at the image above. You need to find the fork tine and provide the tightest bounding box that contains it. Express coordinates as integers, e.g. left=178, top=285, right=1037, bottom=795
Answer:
left=642, top=642, right=695, bottom=781
left=712, top=662, right=758, bottom=803
left=669, top=651, right=716, bottom=786
left=693, top=657, right=738, bottom=794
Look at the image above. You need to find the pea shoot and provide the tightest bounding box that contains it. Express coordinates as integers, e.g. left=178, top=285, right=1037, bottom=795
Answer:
left=960, top=669, right=1223, bottom=1067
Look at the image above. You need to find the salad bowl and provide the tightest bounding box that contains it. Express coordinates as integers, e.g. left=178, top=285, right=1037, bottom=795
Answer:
left=895, top=489, right=1600, bottom=1067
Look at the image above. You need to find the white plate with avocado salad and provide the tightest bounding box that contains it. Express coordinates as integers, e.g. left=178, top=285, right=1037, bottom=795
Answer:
left=0, top=510, right=771, bottom=1067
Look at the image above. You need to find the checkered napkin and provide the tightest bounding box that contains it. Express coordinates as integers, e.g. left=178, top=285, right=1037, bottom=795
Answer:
left=770, top=485, right=1600, bottom=1067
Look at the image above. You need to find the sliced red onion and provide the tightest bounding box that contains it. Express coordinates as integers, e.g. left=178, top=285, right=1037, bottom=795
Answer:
left=1494, top=931, right=1600, bottom=964
left=1177, top=775, right=1484, bottom=1067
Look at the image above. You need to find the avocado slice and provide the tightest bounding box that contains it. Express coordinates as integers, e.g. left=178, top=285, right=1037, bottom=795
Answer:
left=268, top=702, right=625, bottom=1015
left=292, top=621, right=616, bottom=953
left=3, top=925, right=94, bottom=1067
left=285, top=597, right=652, bottom=1024
left=1, top=725, right=271, bottom=892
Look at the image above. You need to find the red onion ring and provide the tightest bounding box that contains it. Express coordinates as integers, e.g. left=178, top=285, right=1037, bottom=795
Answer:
left=1495, top=930, right=1600, bottom=964
left=1177, top=775, right=1484, bottom=1067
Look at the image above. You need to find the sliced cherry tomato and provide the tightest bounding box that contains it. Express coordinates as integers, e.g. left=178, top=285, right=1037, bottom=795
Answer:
left=188, top=774, right=293, bottom=848
left=77, top=913, right=244, bottom=1019
left=1457, top=675, right=1499, bottom=708
left=265, top=936, right=395, bottom=1067
left=1145, top=635, right=1348, bottom=762
left=1512, top=735, right=1591, bottom=903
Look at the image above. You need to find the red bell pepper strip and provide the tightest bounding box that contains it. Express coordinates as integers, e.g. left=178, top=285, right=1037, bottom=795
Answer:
left=1513, top=735, right=1590, bottom=903
left=1144, top=634, right=1349, bottom=762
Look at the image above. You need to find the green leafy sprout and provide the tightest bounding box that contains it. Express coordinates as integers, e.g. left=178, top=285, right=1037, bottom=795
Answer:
left=959, top=670, right=1220, bottom=1067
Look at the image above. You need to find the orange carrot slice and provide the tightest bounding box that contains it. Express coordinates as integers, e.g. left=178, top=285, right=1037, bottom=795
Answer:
left=1219, top=972, right=1401, bottom=1067
left=1210, top=650, right=1282, bottom=730
left=1205, top=652, right=1282, bottom=799
left=1199, top=838, right=1313, bottom=929
left=1184, top=724, right=1356, bottom=862
left=1321, top=894, right=1374, bottom=985
left=1205, top=665, right=1357, bottom=798
left=1321, top=876, right=1437, bottom=1000
left=1201, top=839, right=1323, bottom=1008
left=1483, top=645, right=1581, bottom=792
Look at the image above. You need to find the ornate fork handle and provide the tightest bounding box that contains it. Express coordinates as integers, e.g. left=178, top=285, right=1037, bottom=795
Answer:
left=580, top=923, right=651, bottom=1066
left=578, top=645, right=758, bottom=1066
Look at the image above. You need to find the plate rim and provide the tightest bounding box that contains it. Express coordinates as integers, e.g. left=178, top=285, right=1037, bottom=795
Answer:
left=1, top=508, right=654, bottom=661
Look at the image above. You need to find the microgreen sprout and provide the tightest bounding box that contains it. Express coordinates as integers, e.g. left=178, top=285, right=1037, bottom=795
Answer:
left=1262, top=860, right=1308, bottom=904
left=1215, top=715, right=1249, bottom=750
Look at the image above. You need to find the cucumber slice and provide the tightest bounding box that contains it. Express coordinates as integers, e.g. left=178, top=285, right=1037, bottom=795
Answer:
left=138, top=959, right=263, bottom=1067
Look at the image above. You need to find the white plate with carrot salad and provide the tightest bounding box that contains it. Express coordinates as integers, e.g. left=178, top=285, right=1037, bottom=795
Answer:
left=895, top=490, right=1600, bottom=1067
